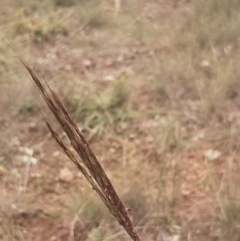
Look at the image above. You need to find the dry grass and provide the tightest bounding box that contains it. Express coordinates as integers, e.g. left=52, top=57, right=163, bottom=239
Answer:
left=19, top=55, right=141, bottom=241
left=1, top=0, right=240, bottom=240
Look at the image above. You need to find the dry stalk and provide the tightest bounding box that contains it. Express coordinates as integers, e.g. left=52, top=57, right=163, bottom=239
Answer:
left=19, top=57, right=141, bottom=241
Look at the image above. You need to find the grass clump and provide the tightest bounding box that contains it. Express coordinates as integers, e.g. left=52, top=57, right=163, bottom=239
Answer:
left=9, top=9, right=68, bottom=44
left=81, top=5, right=115, bottom=30
left=67, top=194, right=113, bottom=226
left=87, top=227, right=111, bottom=241
left=183, top=0, right=240, bottom=49
left=53, top=0, right=76, bottom=7
left=222, top=200, right=240, bottom=241
left=169, top=0, right=240, bottom=119
left=64, top=78, right=132, bottom=134
left=18, top=101, right=35, bottom=115
left=86, top=9, right=111, bottom=29
left=197, top=59, right=237, bottom=116
left=155, top=117, right=188, bottom=154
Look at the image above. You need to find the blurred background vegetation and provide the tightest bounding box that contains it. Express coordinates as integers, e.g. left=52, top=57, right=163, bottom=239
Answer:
left=1, top=0, right=240, bottom=240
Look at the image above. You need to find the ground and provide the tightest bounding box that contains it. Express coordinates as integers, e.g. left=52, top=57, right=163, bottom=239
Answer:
left=1, top=0, right=240, bottom=241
